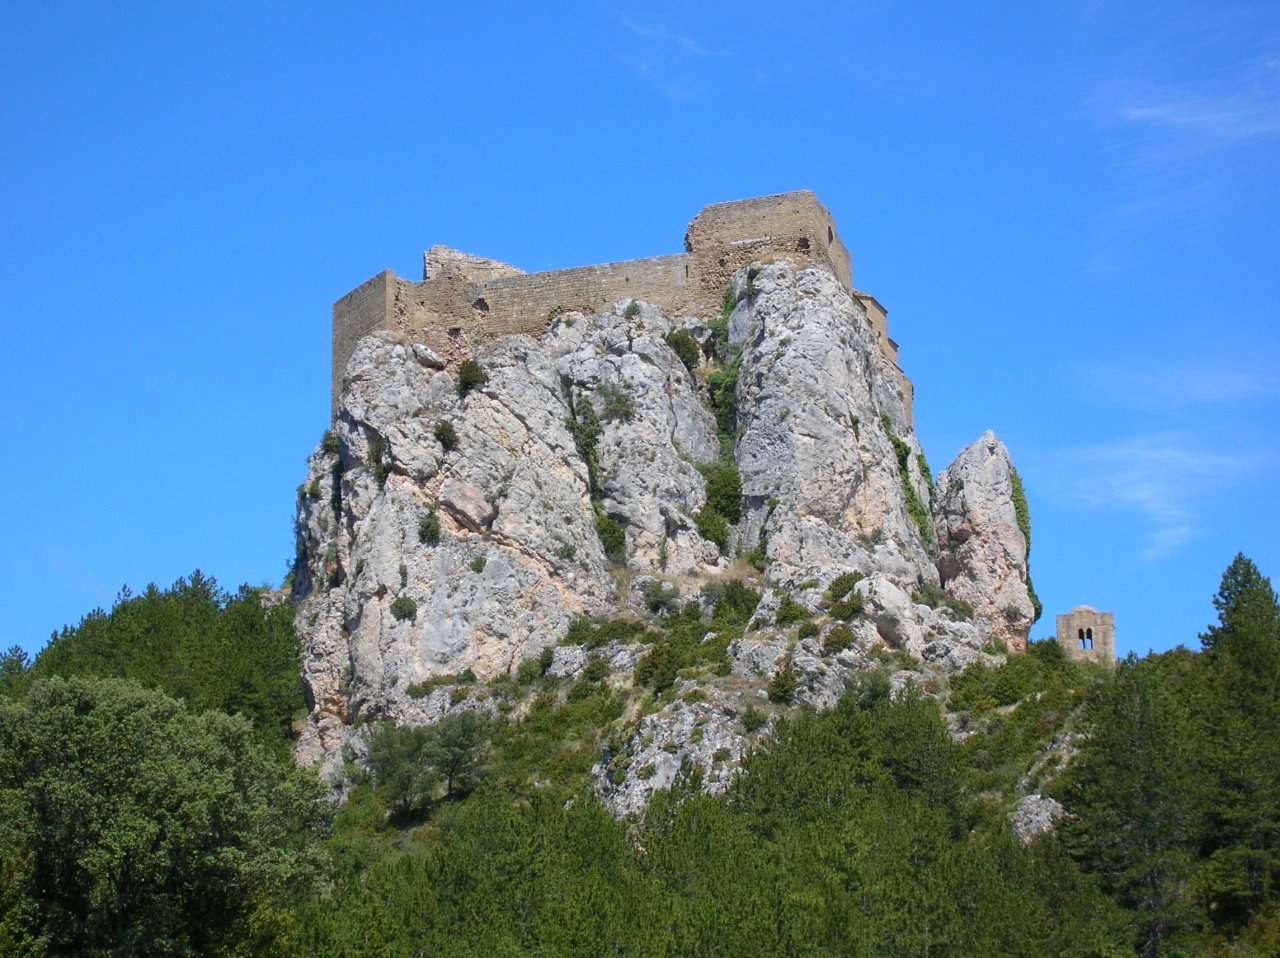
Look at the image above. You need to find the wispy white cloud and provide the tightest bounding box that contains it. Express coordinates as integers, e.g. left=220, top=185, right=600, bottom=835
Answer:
left=1120, top=86, right=1280, bottom=144
left=1047, top=434, right=1262, bottom=560
left=1085, top=46, right=1280, bottom=239
left=613, top=12, right=726, bottom=100
left=618, top=16, right=722, bottom=58
left=1083, top=362, right=1280, bottom=410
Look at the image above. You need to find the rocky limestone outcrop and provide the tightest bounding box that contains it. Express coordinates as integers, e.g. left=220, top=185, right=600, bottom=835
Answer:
left=1011, top=793, right=1067, bottom=843
left=730, top=263, right=935, bottom=589
left=294, top=305, right=727, bottom=779
left=933, top=431, right=1036, bottom=650
left=292, top=258, right=1036, bottom=794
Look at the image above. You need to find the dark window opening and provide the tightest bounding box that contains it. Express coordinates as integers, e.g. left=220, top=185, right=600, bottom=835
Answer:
left=796, top=237, right=811, bottom=253
left=472, top=297, right=489, bottom=314
left=828, top=226, right=834, bottom=243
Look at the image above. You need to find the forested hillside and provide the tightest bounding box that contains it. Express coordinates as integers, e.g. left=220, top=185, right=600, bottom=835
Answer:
left=1, top=558, right=1277, bottom=956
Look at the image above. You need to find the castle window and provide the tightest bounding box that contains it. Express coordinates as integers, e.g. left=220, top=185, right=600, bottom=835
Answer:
left=472, top=297, right=490, bottom=314
left=796, top=237, right=810, bottom=253
left=828, top=226, right=834, bottom=243
left=1078, top=628, right=1088, bottom=650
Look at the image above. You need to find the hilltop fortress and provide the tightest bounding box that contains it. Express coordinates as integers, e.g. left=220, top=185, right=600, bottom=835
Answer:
left=331, top=191, right=913, bottom=419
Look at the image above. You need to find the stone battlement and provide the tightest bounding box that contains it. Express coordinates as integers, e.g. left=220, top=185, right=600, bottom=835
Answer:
left=331, top=191, right=911, bottom=416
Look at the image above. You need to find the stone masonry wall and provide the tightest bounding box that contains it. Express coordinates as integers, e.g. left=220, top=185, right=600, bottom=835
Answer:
left=330, top=191, right=908, bottom=413
left=1055, top=606, right=1116, bottom=665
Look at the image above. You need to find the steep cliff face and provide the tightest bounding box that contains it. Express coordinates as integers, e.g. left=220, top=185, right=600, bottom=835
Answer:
left=934, top=431, right=1037, bottom=650
left=292, top=260, right=1035, bottom=794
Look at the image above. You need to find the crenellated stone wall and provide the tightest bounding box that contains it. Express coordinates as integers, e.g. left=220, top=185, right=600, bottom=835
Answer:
left=331, top=191, right=912, bottom=416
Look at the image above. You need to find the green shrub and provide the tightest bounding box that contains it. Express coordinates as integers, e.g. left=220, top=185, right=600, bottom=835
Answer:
left=596, top=381, right=635, bottom=423
left=823, top=624, right=856, bottom=655
left=390, top=596, right=417, bottom=621
left=664, top=329, right=701, bottom=371
left=406, top=669, right=477, bottom=699
left=695, top=505, right=729, bottom=552
left=469, top=556, right=486, bottom=574
left=698, top=460, right=742, bottom=522
left=741, top=705, right=768, bottom=733
left=912, top=582, right=973, bottom=621
left=434, top=420, right=458, bottom=451
left=564, top=617, right=645, bottom=649
left=306, top=478, right=321, bottom=499
left=701, top=580, right=761, bottom=627
left=583, top=659, right=609, bottom=683
left=623, top=299, right=640, bottom=319
left=595, top=508, right=627, bottom=563
left=768, top=654, right=797, bottom=704
left=641, top=579, right=682, bottom=616
left=707, top=356, right=742, bottom=448
left=824, top=572, right=866, bottom=620
left=419, top=510, right=441, bottom=545
left=775, top=594, right=810, bottom=627
left=515, top=657, right=543, bottom=686
left=798, top=621, right=820, bottom=640
left=320, top=430, right=340, bottom=454
left=456, top=359, right=488, bottom=397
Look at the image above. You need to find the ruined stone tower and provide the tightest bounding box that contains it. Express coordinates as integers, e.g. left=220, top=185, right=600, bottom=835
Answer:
left=1055, top=606, right=1116, bottom=665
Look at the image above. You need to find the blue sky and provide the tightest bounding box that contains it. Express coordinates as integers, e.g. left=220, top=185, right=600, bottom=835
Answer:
left=1, top=1, right=1276, bottom=659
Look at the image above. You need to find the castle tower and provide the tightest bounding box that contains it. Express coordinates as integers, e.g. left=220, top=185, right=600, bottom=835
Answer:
left=1055, top=606, right=1115, bottom=665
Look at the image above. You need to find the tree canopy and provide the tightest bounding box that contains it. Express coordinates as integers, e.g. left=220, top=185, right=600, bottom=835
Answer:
left=0, top=676, right=326, bottom=957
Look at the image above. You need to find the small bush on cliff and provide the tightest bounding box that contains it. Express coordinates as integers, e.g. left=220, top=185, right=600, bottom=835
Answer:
left=595, top=508, right=627, bottom=564
left=775, top=594, right=810, bottom=627
left=824, top=572, right=866, bottom=621
left=456, top=359, right=487, bottom=397
left=1010, top=466, right=1042, bottom=622
left=434, top=420, right=458, bottom=451
left=664, top=329, right=701, bottom=371
left=913, top=581, right=973, bottom=621
left=390, top=596, right=417, bottom=621
left=698, top=460, right=742, bottom=523
left=880, top=413, right=932, bottom=544
left=768, top=654, right=797, bottom=704
left=419, top=509, right=441, bottom=545
left=597, top=382, right=635, bottom=423
left=694, top=505, right=729, bottom=553
left=623, top=299, right=640, bottom=319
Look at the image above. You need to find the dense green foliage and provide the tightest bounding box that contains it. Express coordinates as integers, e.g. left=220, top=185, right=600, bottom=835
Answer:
left=296, top=680, right=1124, bottom=956
left=6, top=546, right=1277, bottom=956
left=1053, top=553, right=1280, bottom=955
left=879, top=413, right=932, bottom=544
left=0, top=677, right=324, bottom=957
left=1009, top=466, right=1043, bottom=622
left=697, top=459, right=742, bottom=523
left=20, top=572, right=303, bottom=751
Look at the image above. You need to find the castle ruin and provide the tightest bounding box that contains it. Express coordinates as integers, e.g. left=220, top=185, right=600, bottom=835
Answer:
left=1055, top=606, right=1116, bottom=665
left=331, top=191, right=912, bottom=418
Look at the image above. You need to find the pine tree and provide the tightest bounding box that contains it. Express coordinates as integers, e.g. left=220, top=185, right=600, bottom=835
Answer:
left=1197, top=554, right=1280, bottom=930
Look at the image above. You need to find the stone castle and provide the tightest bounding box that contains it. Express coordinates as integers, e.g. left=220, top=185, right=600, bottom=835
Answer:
left=331, top=191, right=912, bottom=418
